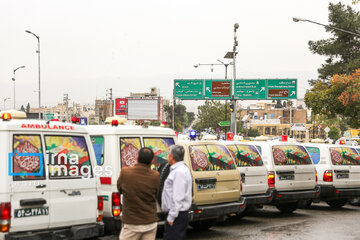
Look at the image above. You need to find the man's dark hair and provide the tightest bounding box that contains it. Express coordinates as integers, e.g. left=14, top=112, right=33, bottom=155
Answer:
left=138, top=147, right=154, bottom=165
left=170, top=145, right=185, bottom=162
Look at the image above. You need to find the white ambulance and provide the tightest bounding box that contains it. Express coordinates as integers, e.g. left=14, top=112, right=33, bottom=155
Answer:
left=86, top=121, right=177, bottom=233
left=0, top=111, right=104, bottom=240
left=302, top=143, right=360, bottom=207
left=253, top=141, right=319, bottom=213
left=222, top=141, right=273, bottom=213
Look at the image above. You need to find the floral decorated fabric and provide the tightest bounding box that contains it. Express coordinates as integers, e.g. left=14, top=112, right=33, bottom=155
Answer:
left=273, top=145, right=312, bottom=165
left=227, top=145, right=263, bottom=167
left=120, top=138, right=141, bottom=168
left=190, top=144, right=236, bottom=171
left=13, top=135, right=44, bottom=180
left=330, top=147, right=360, bottom=165
left=144, top=138, right=175, bottom=170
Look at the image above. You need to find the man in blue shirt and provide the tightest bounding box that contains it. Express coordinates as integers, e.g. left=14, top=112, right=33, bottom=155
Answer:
left=161, top=145, right=192, bottom=240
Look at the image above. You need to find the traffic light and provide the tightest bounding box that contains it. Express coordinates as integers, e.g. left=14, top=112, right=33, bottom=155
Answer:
left=230, top=103, right=234, bottom=112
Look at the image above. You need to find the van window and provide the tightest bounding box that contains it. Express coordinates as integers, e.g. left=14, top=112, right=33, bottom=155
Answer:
left=91, top=136, right=104, bottom=165
left=227, top=144, right=263, bottom=167
left=45, top=136, right=92, bottom=178
left=256, top=146, right=262, bottom=155
left=190, top=144, right=236, bottom=171
left=305, top=147, right=320, bottom=164
left=330, top=147, right=360, bottom=165
left=13, top=135, right=45, bottom=180
left=356, top=148, right=360, bottom=154
left=143, top=138, right=175, bottom=170
left=272, top=145, right=312, bottom=165
left=120, top=137, right=141, bottom=168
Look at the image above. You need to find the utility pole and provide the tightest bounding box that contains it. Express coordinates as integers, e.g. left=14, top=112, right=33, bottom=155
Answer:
left=230, top=23, right=239, bottom=135
left=63, top=94, right=69, bottom=122
left=106, top=88, right=113, bottom=117
left=172, top=89, right=175, bottom=130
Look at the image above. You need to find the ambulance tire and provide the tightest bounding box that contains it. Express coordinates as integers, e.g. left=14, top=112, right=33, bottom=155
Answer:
left=326, top=200, right=347, bottom=208
left=276, top=202, right=298, bottom=214
left=158, top=163, right=171, bottom=205
left=349, top=197, right=360, bottom=206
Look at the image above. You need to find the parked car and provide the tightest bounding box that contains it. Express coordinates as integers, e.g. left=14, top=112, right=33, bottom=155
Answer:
left=178, top=141, right=245, bottom=229
left=253, top=141, right=319, bottom=213
left=222, top=141, right=273, bottom=215
left=0, top=111, right=104, bottom=240
left=303, top=143, right=360, bottom=207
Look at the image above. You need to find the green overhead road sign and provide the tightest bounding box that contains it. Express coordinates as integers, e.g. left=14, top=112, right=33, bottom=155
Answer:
left=204, top=80, right=232, bottom=100
left=174, top=80, right=204, bottom=99
left=267, top=79, right=297, bottom=99
left=218, top=121, right=230, bottom=127
left=44, top=113, right=55, bottom=121
left=234, top=80, right=266, bottom=99
left=173, top=79, right=297, bottom=100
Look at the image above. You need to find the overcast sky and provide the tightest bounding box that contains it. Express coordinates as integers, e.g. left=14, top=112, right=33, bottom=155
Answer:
left=0, top=0, right=358, bottom=112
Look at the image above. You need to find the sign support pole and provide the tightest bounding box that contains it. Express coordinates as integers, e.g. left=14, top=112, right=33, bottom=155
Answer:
left=230, top=24, right=238, bottom=135
left=172, top=89, right=175, bottom=130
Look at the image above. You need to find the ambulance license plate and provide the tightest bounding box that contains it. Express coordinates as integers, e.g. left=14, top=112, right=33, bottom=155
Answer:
left=279, top=175, right=294, bottom=180
left=198, top=183, right=216, bottom=191
left=337, top=174, right=349, bottom=179
left=14, top=207, right=49, bottom=218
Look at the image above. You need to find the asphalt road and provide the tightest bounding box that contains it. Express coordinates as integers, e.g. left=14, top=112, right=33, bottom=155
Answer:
left=99, top=202, right=360, bottom=240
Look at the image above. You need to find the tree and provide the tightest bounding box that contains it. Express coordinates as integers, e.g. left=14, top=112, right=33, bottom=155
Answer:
left=26, top=103, right=30, bottom=113
left=305, top=70, right=360, bottom=128
left=328, top=126, right=340, bottom=140
left=308, top=3, right=360, bottom=85
left=20, top=105, right=25, bottom=112
left=247, top=128, right=260, bottom=137
left=194, top=101, right=232, bottom=131
left=164, top=103, right=195, bottom=132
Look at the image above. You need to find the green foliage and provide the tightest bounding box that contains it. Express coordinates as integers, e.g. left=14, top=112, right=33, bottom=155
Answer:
left=308, top=2, right=360, bottom=84
left=164, top=103, right=195, bottom=132
left=328, top=126, right=340, bottom=140
left=194, top=101, right=231, bottom=131
left=305, top=71, right=360, bottom=128
left=247, top=128, right=261, bottom=137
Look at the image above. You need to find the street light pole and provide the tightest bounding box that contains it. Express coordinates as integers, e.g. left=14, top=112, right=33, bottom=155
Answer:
left=230, top=23, right=239, bottom=135
left=194, top=61, right=232, bottom=135
left=292, top=17, right=360, bottom=37
left=12, top=66, right=25, bottom=110
left=26, top=30, right=41, bottom=119
left=3, top=97, right=11, bottom=111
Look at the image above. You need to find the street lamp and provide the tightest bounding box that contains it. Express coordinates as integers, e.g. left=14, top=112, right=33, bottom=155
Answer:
left=3, top=97, right=11, bottom=111
left=194, top=61, right=233, bottom=135
left=292, top=17, right=360, bottom=37
left=224, top=23, right=239, bottom=135
left=25, top=30, right=41, bottom=119
left=12, top=66, right=25, bottom=109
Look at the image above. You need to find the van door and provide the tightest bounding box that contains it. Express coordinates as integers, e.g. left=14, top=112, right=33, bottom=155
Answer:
left=272, top=145, right=315, bottom=191
left=45, top=135, right=97, bottom=228
left=10, top=134, right=50, bottom=232
left=330, top=147, right=360, bottom=188
left=205, top=144, right=240, bottom=203
left=227, top=144, right=267, bottom=195
left=187, top=144, right=218, bottom=205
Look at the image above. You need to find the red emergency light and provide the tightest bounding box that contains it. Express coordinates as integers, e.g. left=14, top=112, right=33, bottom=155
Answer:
left=227, top=132, right=234, bottom=141
left=71, top=117, right=79, bottom=123
left=112, top=120, right=119, bottom=127
left=281, top=135, right=288, bottom=142
left=1, top=113, right=11, bottom=121
left=339, top=140, right=345, bottom=145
